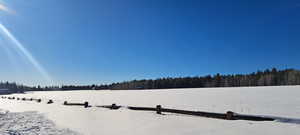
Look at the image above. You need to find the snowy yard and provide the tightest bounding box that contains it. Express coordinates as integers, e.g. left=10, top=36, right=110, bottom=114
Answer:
left=0, top=86, right=300, bottom=135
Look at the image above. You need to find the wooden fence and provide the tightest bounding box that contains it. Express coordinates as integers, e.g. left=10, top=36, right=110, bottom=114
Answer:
left=0, top=96, right=275, bottom=122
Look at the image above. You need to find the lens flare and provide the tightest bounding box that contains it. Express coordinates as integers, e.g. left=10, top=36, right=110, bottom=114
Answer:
left=0, top=3, right=15, bottom=14
left=0, top=23, right=53, bottom=84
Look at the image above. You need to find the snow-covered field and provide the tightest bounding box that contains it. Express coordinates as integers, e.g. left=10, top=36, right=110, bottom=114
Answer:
left=0, top=110, right=78, bottom=135
left=0, top=86, right=300, bottom=135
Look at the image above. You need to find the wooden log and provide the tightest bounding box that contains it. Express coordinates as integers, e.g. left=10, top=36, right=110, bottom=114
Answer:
left=66, top=103, right=85, bottom=106
left=127, top=106, right=156, bottom=111
left=96, top=104, right=121, bottom=110
left=21, top=98, right=33, bottom=101
left=63, top=101, right=90, bottom=108
left=234, top=114, right=274, bottom=121
left=162, top=108, right=226, bottom=119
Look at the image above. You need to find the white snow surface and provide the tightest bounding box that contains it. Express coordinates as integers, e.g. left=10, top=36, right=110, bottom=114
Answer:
left=0, top=110, right=79, bottom=135
left=0, top=86, right=300, bottom=135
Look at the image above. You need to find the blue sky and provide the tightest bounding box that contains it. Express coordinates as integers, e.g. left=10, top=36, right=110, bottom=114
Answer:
left=0, top=0, right=299, bottom=86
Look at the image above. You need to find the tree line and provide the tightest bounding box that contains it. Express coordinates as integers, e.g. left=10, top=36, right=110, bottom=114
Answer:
left=0, top=82, right=25, bottom=93
left=1, top=68, right=300, bottom=91
left=108, top=68, right=300, bottom=90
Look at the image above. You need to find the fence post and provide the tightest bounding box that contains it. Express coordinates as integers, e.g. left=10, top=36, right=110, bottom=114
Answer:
left=226, top=111, right=234, bottom=120
left=156, top=105, right=162, bottom=114
left=47, top=99, right=53, bottom=104
left=84, top=102, right=89, bottom=108
left=111, top=103, right=116, bottom=109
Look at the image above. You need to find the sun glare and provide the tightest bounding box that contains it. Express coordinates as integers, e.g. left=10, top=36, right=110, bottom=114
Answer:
left=0, top=2, right=53, bottom=84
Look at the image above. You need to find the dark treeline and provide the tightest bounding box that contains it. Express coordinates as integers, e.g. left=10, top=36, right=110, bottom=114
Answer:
left=108, top=68, right=300, bottom=90
left=61, top=84, right=110, bottom=90
left=0, top=82, right=25, bottom=93
left=1, top=68, right=300, bottom=92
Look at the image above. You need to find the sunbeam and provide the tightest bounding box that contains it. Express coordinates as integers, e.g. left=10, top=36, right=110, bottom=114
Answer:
left=0, top=23, right=53, bottom=84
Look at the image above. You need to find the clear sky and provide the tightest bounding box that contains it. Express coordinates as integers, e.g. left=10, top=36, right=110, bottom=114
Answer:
left=0, top=0, right=299, bottom=86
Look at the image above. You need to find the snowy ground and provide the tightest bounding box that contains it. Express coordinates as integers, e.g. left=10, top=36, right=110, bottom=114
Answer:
left=0, top=110, right=79, bottom=135
left=0, top=86, right=300, bottom=135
